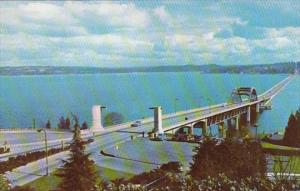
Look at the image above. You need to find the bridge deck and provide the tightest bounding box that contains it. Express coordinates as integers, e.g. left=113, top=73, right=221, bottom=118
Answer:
left=161, top=75, right=294, bottom=132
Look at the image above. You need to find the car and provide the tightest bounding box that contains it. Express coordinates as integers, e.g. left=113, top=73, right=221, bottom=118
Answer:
left=87, top=138, right=94, bottom=143
left=157, top=133, right=166, bottom=141
left=176, top=133, right=188, bottom=141
left=131, top=120, right=142, bottom=127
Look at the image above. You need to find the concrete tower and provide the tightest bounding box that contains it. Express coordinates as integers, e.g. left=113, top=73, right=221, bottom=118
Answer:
left=153, top=106, right=163, bottom=134
left=91, top=105, right=104, bottom=131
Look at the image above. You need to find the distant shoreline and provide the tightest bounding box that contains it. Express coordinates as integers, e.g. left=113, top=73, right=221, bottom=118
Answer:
left=0, top=62, right=299, bottom=76
left=0, top=71, right=292, bottom=77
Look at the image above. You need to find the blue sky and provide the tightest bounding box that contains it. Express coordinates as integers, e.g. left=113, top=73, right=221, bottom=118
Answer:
left=0, top=1, right=300, bottom=67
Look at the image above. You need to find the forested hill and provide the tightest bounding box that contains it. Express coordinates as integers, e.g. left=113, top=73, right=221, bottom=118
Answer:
left=0, top=62, right=299, bottom=75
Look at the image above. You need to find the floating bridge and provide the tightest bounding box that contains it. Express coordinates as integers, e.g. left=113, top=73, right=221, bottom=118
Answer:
left=146, top=75, right=294, bottom=137
left=89, top=75, right=294, bottom=139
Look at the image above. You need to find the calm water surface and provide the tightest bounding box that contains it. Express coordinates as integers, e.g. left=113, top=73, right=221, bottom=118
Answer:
left=0, top=73, right=299, bottom=133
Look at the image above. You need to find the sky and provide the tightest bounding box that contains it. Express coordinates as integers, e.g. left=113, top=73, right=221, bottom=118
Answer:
left=0, top=1, right=300, bottom=67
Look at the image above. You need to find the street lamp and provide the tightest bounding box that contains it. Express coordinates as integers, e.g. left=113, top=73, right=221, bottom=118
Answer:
left=37, top=129, right=48, bottom=176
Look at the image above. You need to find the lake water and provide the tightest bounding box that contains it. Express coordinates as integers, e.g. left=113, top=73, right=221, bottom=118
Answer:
left=0, top=73, right=299, bottom=133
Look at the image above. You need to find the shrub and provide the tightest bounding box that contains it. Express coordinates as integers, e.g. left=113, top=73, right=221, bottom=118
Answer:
left=189, top=138, right=266, bottom=180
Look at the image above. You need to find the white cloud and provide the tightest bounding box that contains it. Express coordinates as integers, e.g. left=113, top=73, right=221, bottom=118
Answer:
left=266, top=27, right=300, bottom=38
left=0, top=1, right=299, bottom=67
left=153, top=6, right=173, bottom=25
left=0, top=2, right=150, bottom=36
left=165, top=33, right=251, bottom=55
left=19, top=3, right=75, bottom=25
left=53, top=34, right=154, bottom=53
left=252, top=27, right=300, bottom=50
left=65, top=2, right=150, bottom=28
left=254, top=37, right=292, bottom=50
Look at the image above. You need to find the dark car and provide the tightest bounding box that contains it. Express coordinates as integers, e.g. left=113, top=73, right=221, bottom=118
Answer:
left=131, top=121, right=142, bottom=127
left=87, top=138, right=94, bottom=143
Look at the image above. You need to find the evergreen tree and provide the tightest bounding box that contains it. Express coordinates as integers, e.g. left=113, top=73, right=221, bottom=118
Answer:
left=295, top=108, right=300, bottom=138
left=65, top=117, right=71, bottom=129
left=104, top=112, right=124, bottom=126
left=0, top=174, right=10, bottom=191
left=81, top=121, right=88, bottom=130
left=189, top=138, right=266, bottom=180
left=55, top=116, right=99, bottom=191
left=283, top=112, right=300, bottom=147
left=58, top=116, right=66, bottom=129
left=45, top=120, right=51, bottom=129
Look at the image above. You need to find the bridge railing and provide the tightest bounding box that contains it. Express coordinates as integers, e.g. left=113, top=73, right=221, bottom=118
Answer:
left=259, top=75, right=293, bottom=99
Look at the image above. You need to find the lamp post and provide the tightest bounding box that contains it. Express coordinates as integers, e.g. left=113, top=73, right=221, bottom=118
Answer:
left=37, top=129, right=48, bottom=176
left=33, top=118, right=36, bottom=129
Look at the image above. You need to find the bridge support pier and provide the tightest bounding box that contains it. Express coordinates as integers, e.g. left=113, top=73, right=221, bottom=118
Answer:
left=91, top=105, right=105, bottom=131
left=201, top=119, right=208, bottom=136
left=256, top=103, right=260, bottom=113
left=247, top=106, right=251, bottom=123
left=171, top=129, right=175, bottom=134
left=218, top=122, right=226, bottom=138
left=235, top=115, right=240, bottom=130
left=153, top=106, right=163, bottom=135
left=188, top=126, right=194, bottom=135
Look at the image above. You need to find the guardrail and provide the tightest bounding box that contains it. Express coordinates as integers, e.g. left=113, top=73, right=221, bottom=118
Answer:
left=0, top=141, right=71, bottom=160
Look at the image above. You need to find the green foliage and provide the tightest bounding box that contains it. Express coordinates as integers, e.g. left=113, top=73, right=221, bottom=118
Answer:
left=192, top=174, right=298, bottom=191
left=81, top=121, right=88, bottom=130
left=45, top=120, right=51, bottom=129
left=104, top=112, right=124, bottom=126
left=100, top=183, right=146, bottom=191
left=189, top=138, right=266, bottom=180
left=226, top=124, right=237, bottom=138
left=0, top=147, right=69, bottom=174
left=10, top=186, right=36, bottom=191
left=160, top=162, right=181, bottom=173
left=58, top=116, right=71, bottom=130
left=98, top=173, right=300, bottom=191
left=0, top=174, right=10, bottom=191
left=55, top=116, right=99, bottom=191
left=58, top=116, right=66, bottom=129
left=65, top=117, right=71, bottom=129
left=283, top=108, right=300, bottom=147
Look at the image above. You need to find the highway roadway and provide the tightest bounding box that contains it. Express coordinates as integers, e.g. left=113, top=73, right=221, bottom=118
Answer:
left=5, top=123, right=157, bottom=186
